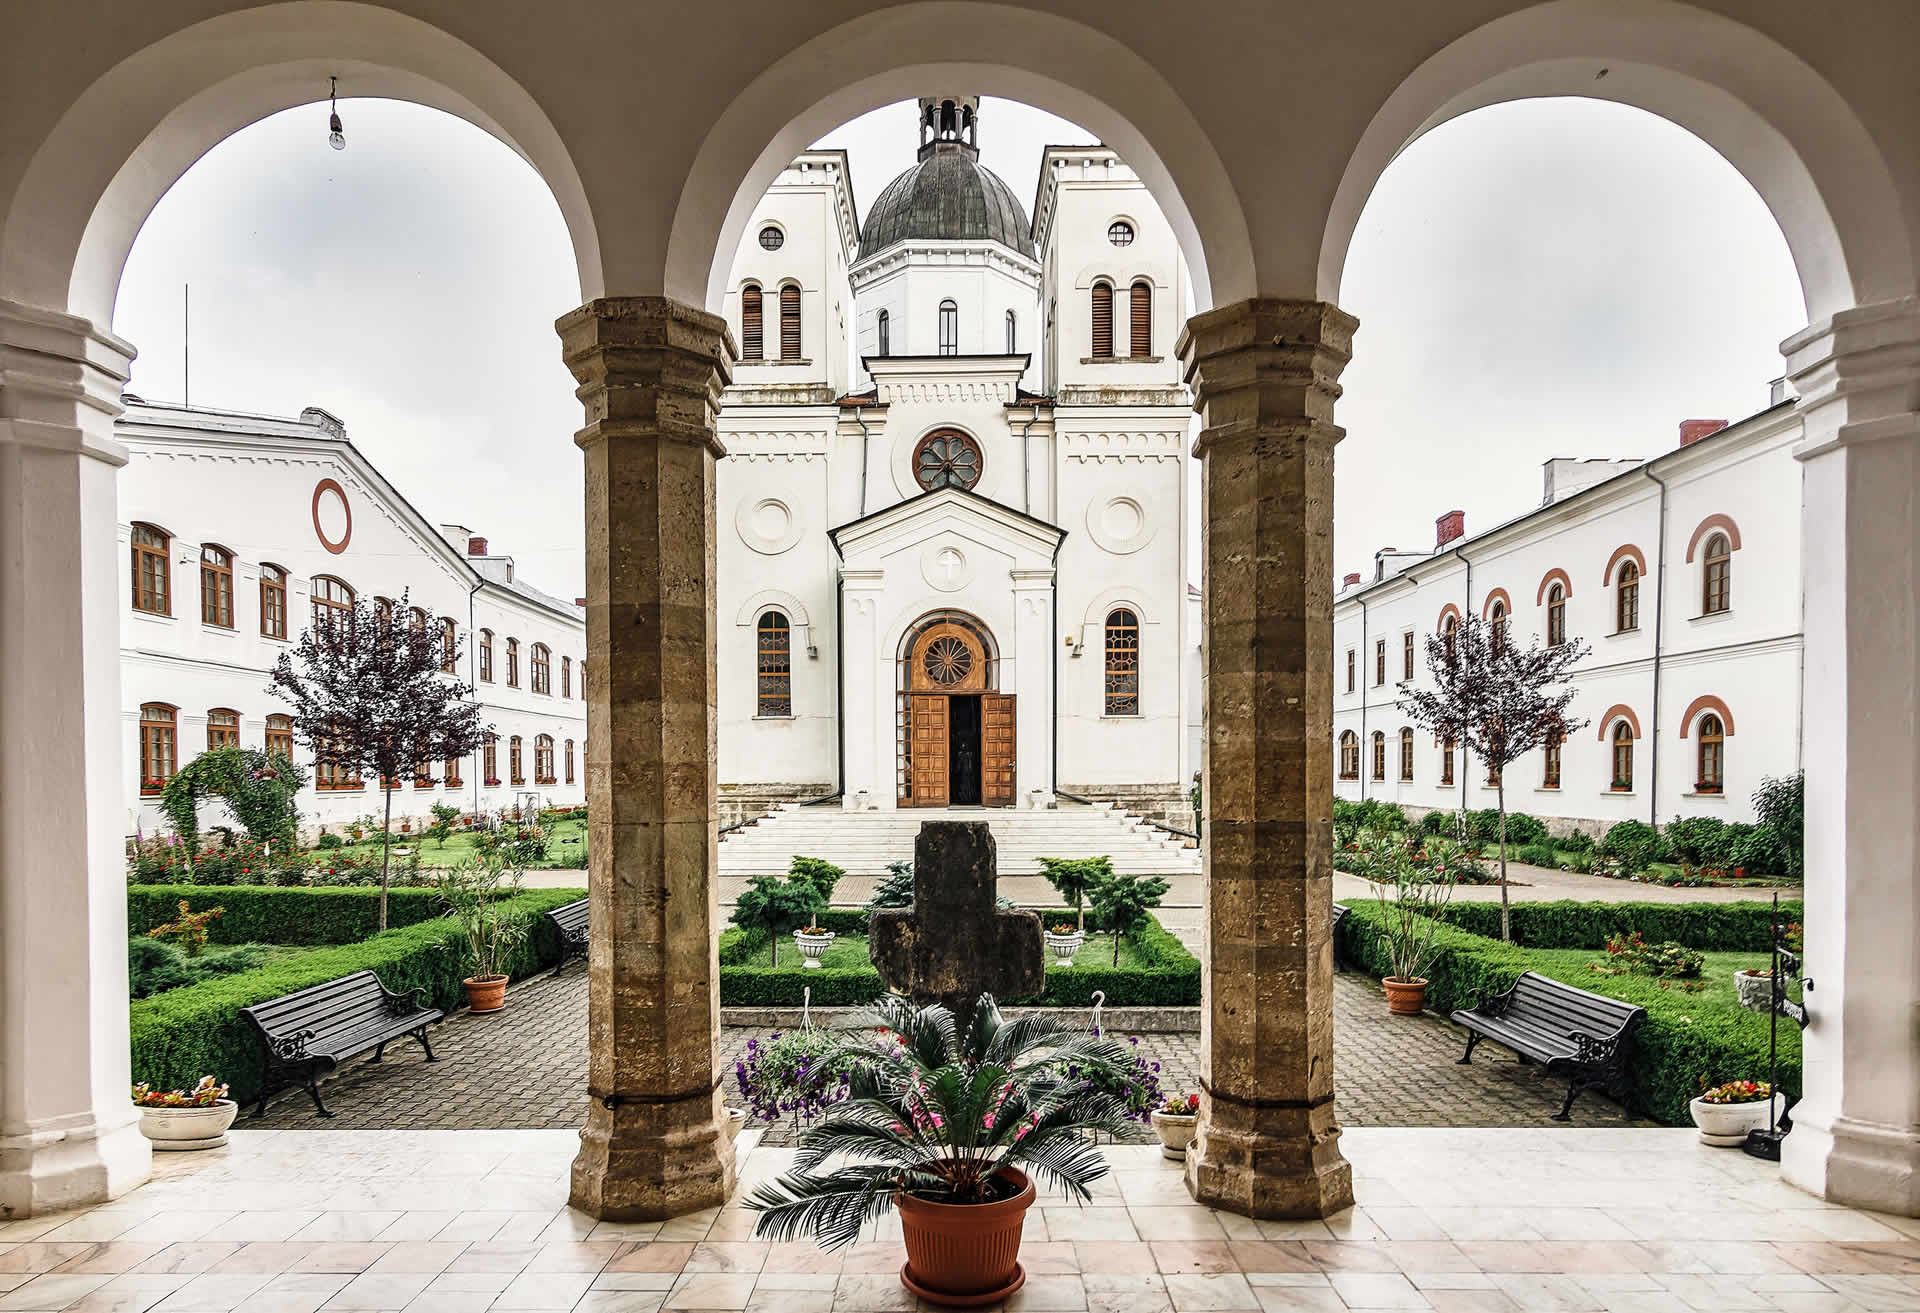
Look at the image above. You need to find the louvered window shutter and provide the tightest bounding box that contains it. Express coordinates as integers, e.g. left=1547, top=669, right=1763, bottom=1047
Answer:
left=1091, top=283, right=1113, bottom=357
left=780, top=285, right=801, bottom=359
left=1130, top=281, right=1152, bottom=357
left=741, top=286, right=763, bottom=360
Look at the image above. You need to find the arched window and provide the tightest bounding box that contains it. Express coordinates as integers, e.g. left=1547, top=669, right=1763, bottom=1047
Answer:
left=1440, top=735, right=1456, bottom=785
left=509, top=735, right=524, bottom=786
left=1542, top=721, right=1563, bottom=789
left=1399, top=727, right=1414, bottom=781
left=408, top=606, right=428, bottom=639
left=779, top=284, right=801, bottom=360
left=311, top=575, right=354, bottom=636
left=139, top=704, right=177, bottom=794
left=131, top=524, right=171, bottom=615
left=1005, top=309, right=1017, bottom=354
left=1104, top=609, right=1141, bottom=715
left=444, top=750, right=464, bottom=788
left=876, top=308, right=890, bottom=357
left=531, top=643, right=551, bottom=695
left=506, top=638, right=520, bottom=688
left=1442, top=614, right=1459, bottom=661
left=561, top=655, right=572, bottom=698
left=535, top=734, right=556, bottom=784
left=1611, top=720, right=1635, bottom=791
left=740, top=283, right=763, bottom=361
left=1702, top=532, right=1731, bottom=614
left=260, top=564, right=288, bottom=639
left=1129, top=280, right=1152, bottom=358
left=1338, top=731, right=1359, bottom=780
left=1616, top=560, right=1640, bottom=632
left=265, top=713, right=294, bottom=761
left=207, top=707, right=240, bottom=751
left=1489, top=599, right=1509, bottom=654
left=757, top=612, right=791, bottom=717
left=414, top=754, right=434, bottom=788
left=482, top=735, right=498, bottom=785
left=440, top=618, right=457, bottom=673
left=564, top=738, right=576, bottom=785
left=1090, top=282, right=1114, bottom=358
left=478, top=629, right=494, bottom=682
left=938, top=299, right=959, bottom=356
left=199, top=545, right=234, bottom=628
left=374, top=596, right=394, bottom=627
left=1697, top=713, right=1725, bottom=793
left=1370, top=730, right=1387, bottom=782
left=1547, top=583, right=1567, bottom=647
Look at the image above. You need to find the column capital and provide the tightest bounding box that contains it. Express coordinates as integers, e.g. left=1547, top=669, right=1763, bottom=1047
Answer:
left=1179, top=298, right=1357, bottom=458
left=0, top=298, right=132, bottom=467
left=558, top=296, right=736, bottom=459
left=1784, top=295, right=1920, bottom=461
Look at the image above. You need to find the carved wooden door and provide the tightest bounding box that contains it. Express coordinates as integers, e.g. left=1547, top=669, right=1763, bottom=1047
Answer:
left=909, top=694, right=949, bottom=807
left=982, top=693, right=1016, bottom=807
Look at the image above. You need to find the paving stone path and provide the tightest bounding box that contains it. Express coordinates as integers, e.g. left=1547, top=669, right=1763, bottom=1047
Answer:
left=251, top=969, right=1647, bottom=1134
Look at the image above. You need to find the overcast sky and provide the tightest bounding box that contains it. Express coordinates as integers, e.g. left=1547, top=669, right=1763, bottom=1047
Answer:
left=116, top=96, right=1803, bottom=599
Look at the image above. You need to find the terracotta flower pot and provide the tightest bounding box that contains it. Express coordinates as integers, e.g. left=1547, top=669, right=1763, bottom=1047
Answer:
left=895, top=1165, right=1034, bottom=1307
left=138, top=1099, right=238, bottom=1151
left=464, top=974, right=508, bottom=1013
left=1382, top=976, right=1428, bottom=1015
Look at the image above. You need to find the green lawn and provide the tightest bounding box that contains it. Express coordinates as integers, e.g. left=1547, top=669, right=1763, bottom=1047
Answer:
left=1510, top=946, right=1777, bottom=1011
left=306, top=817, right=587, bottom=869
left=731, top=930, right=1161, bottom=972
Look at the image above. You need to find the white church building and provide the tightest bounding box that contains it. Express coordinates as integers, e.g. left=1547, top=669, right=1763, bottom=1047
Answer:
left=713, top=99, right=1198, bottom=827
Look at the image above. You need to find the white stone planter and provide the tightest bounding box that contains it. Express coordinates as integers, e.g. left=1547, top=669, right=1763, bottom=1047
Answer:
left=1044, top=930, right=1085, bottom=966
left=725, top=1107, right=746, bottom=1141
left=1149, top=1110, right=1197, bottom=1160
left=138, top=1099, right=238, bottom=1151
left=792, top=930, right=834, bottom=969
left=1734, top=969, right=1775, bottom=1013
left=1689, top=1092, right=1785, bottom=1147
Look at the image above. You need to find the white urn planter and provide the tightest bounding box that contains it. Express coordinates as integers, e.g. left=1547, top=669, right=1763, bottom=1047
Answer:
left=138, top=1100, right=239, bottom=1151
left=1044, top=930, right=1085, bottom=966
left=1149, top=1109, right=1198, bottom=1160
left=1689, top=1092, right=1785, bottom=1147
left=792, top=930, right=834, bottom=969
left=725, top=1107, right=746, bottom=1141
left=1734, top=968, right=1774, bottom=1013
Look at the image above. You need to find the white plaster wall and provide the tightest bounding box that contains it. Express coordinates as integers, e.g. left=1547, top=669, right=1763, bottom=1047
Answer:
left=852, top=245, right=1039, bottom=392
left=723, top=156, right=854, bottom=395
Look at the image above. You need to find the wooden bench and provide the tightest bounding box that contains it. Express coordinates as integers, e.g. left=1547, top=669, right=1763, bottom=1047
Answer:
left=1451, top=970, right=1644, bottom=1121
left=546, top=897, right=590, bottom=976
left=240, top=970, right=442, bottom=1118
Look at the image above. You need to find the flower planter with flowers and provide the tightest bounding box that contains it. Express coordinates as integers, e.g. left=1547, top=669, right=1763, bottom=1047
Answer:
left=792, top=925, right=835, bottom=969
left=1690, top=1080, right=1785, bottom=1146
left=134, top=1076, right=237, bottom=1150
left=1043, top=923, right=1085, bottom=966
left=1150, top=1092, right=1200, bottom=1159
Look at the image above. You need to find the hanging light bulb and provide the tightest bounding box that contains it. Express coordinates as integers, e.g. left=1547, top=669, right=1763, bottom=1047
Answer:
left=327, top=76, right=346, bottom=151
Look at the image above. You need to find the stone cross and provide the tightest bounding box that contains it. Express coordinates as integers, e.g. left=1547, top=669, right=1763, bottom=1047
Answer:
left=869, top=821, right=1045, bottom=1024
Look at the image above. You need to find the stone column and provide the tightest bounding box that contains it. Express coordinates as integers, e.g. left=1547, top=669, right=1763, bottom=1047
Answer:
left=1010, top=568, right=1055, bottom=802
left=0, top=299, right=153, bottom=1215
left=839, top=570, right=884, bottom=809
left=1780, top=296, right=1920, bottom=1218
left=561, top=297, right=736, bottom=1220
left=1180, top=298, right=1355, bottom=1219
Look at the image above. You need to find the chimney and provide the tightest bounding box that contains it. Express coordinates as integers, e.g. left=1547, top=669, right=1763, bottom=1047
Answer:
left=467, top=536, right=488, bottom=556
left=1679, top=419, right=1729, bottom=447
left=575, top=597, right=587, bottom=607
left=1435, top=509, right=1465, bottom=550
left=1342, top=572, right=1361, bottom=588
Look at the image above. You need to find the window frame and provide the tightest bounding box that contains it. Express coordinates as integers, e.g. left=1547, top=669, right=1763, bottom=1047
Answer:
left=1611, top=720, right=1635, bottom=791
left=1005, top=308, right=1017, bottom=355
left=1345, top=647, right=1355, bottom=693
left=779, top=283, right=801, bottom=360
left=1547, top=583, right=1567, bottom=647
left=1440, top=736, right=1456, bottom=786
left=1542, top=723, right=1563, bottom=789
left=1696, top=713, right=1725, bottom=793
left=478, top=629, right=494, bottom=683
left=1338, top=731, right=1359, bottom=781
left=1702, top=533, right=1731, bottom=615
left=531, top=643, right=551, bottom=695
left=198, top=545, right=234, bottom=629
left=756, top=610, right=792, bottom=717
left=937, top=299, right=959, bottom=356
left=564, top=738, right=575, bottom=785
left=260, top=564, right=288, bottom=640
left=1103, top=608, right=1141, bottom=716
left=1398, top=727, right=1414, bottom=782
left=876, top=308, right=890, bottom=357
left=506, top=637, right=520, bottom=688
left=1090, top=281, right=1114, bottom=358
left=139, top=703, right=178, bottom=794
left=1489, top=599, right=1508, bottom=654
left=265, top=713, right=294, bottom=761
left=1616, top=561, right=1641, bottom=633
left=1370, top=730, right=1386, bottom=782
left=310, top=575, right=355, bottom=637
left=561, top=655, right=571, bottom=699
left=741, top=283, right=764, bottom=361
left=440, top=618, right=458, bottom=674
left=534, top=734, right=556, bottom=785
left=1128, top=280, right=1152, bottom=358
left=1374, top=637, right=1386, bottom=686
left=206, top=706, right=240, bottom=751
left=1401, top=630, right=1415, bottom=681
left=444, top=752, right=464, bottom=788
left=482, top=735, right=498, bottom=786
left=131, top=523, right=172, bottom=616
left=509, top=735, right=524, bottom=787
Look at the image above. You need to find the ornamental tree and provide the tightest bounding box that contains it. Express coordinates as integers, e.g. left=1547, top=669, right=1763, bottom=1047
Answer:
left=730, top=874, right=826, bottom=967
left=1088, top=871, right=1170, bottom=965
left=267, top=590, right=490, bottom=930
left=1037, top=856, right=1112, bottom=931
left=1396, top=614, right=1590, bottom=942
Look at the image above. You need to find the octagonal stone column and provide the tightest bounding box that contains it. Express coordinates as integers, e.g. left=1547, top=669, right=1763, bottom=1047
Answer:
left=1181, top=298, right=1355, bottom=1219
left=561, top=297, right=736, bottom=1219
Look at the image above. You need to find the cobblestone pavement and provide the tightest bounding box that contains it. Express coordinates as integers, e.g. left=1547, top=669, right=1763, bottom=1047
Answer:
left=252, top=968, right=1646, bottom=1134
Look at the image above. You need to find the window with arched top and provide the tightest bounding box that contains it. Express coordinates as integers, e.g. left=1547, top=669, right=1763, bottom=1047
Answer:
left=1338, top=731, right=1359, bottom=780
left=1005, top=309, right=1017, bottom=354
left=139, top=704, right=177, bottom=793
left=440, top=618, right=457, bottom=673
left=207, top=707, right=240, bottom=751
left=200, top=545, right=234, bottom=628
left=876, top=308, right=890, bottom=357
left=1611, top=720, right=1636, bottom=791
left=535, top=734, right=556, bottom=785
left=1702, top=532, right=1731, bottom=615
left=1371, top=730, right=1387, bottom=782
left=1542, top=720, right=1564, bottom=789
left=1399, top=727, right=1414, bottom=781
left=938, top=300, right=958, bottom=356
left=561, top=655, right=572, bottom=698
left=408, top=606, right=428, bottom=638
left=1547, top=583, right=1567, bottom=647
left=779, top=284, right=801, bottom=360
left=260, top=564, right=288, bottom=639
left=482, top=735, right=498, bottom=785
left=531, top=643, right=551, bottom=695
left=1104, top=609, right=1140, bottom=716
left=414, top=754, right=434, bottom=788
left=506, top=638, right=520, bottom=688
left=1440, top=735, right=1456, bottom=785
left=1129, top=280, right=1152, bottom=358
left=509, top=735, right=524, bottom=786
left=265, top=713, right=294, bottom=761
left=1616, top=560, right=1640, bottom=633
left=445, top=749, right=464, bottom=788
left=741, top=284, right=763, bottom=361
left=311, top=575, right=354, bottom=636
left=478, top=629, right=494, bottom=682
left=1442, top=614, right=1459, bottom=661
left=1489, top=599, right=1509, bottom=654
left=131, top=524, right=171, bottom=615
left=1697, top=713, right=1725, bottom=793
left=757, top=611, right=791, bottom=717
left=1090, top=282, right=1114, bottom=358
left=564, top=738, right=576, bottom=785
left=1374, top=638, right=1386, bottom=686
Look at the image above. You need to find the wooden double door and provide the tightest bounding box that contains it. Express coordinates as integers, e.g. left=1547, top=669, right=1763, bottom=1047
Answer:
left=901, top=618, right=1015, bottom=807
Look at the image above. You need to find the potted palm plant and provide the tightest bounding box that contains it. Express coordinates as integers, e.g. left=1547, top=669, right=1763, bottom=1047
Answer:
left=746, top=995, right=1136, bottom=1307
left=434, top=854, right=528, bottom=1013
left=1364, top=832, right=1456, bottom=1015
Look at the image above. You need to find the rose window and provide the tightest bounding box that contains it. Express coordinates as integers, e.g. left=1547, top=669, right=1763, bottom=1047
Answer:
left=913, top=431, right=983, bottom=491
left=922, top=636, right=973, bottom=686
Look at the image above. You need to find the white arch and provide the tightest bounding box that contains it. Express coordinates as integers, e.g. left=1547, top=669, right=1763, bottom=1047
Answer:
left=734, top=589, right=811, bottom=629
left=0, top=1, right=601, bottom=324
left=1318, top=0, right=1915, bottom=319
left=666, top=3, right=1254, bottom=314
left=1080, top=590, right=1156, bottom=630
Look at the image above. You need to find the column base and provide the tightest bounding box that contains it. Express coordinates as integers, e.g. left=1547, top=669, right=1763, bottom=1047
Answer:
left=1183, top=1099, right=1353, bottom=1219
left=1783, top=1111, right=1920, bottom=1218
left=569, top=1095, right=736, bottom=1221
left=0, top=1108, right=151, bottom=1218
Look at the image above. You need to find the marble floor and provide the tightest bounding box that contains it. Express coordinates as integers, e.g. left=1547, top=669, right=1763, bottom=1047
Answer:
left=2, top=1129, right=1917, bottom=1313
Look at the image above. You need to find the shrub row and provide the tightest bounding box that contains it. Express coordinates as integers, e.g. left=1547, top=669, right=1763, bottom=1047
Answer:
left=1429, top=899, right=1799, bottom=952
left=129, top=888, right=583, bottom=1105
left=1336, top=901, right=1798, bottom=1125
left=129, top=885, right=465, bottom=946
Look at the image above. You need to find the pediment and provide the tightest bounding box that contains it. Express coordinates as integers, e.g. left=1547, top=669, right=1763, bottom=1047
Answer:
left=829, top=487, right=1065, bottom=567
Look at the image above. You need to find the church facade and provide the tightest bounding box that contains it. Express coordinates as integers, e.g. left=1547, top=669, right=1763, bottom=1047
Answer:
left=715, top=100, right=1197, bottom=826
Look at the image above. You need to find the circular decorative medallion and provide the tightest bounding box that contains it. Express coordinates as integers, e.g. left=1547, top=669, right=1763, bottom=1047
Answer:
left=913, top=430, right=984, bottom=491
left=922, top=636, right=973, bottom=686
left=735, top=496, right=802, bottom=555
left=1085, top=494, right=1152, bottom=554
left=312, top=479, right=352, bottom=555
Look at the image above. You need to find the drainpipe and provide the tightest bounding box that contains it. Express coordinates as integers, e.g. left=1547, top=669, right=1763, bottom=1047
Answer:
left=1014, top=404, right=1039, bottom=515
left=1458, top=549, right=1473, bottom=814
left=1645, top=467, right=1670, bottom=826
left=1356, top=595, right=1369, bottom=800
left=467, top=577, right=483, bottom=819
left=834, top=572, right=845, bottom=798
left=1049, top=532, right=1064, bottom=802
left=851, top=405, right=872, bottom=516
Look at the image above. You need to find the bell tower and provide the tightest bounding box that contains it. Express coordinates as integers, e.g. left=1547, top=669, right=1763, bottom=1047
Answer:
left=917, top=95, right=980, bottom=160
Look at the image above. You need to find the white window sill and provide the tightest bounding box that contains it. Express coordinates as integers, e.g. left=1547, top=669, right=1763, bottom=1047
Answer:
left=1535, top=786, right=1561, bottom=793
left=1606, top=789, right=1636, bottom=798
left=1608, top=627, right=1641, bottom=639
left=740, top=358, right=815, bottom=368
left=1080, top=356, right=1165, bottom=365
left=752, top=714, right=795, bottom=722
left=1684, top=790, right=1728, bottom=800
left=1099, top=714, right=1143, bottom=722
left=1689, top=609, right=1734, bottom=625
left=131, top=610, right=173, bottom=626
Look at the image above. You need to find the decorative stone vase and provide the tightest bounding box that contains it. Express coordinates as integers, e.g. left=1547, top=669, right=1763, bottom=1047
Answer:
left=464, top=974, right=508, bottom=1013
left=793, top=930, right=834, bottom=969
left=896, top=1165, right=1033, bottom=1307
left=1043, top=930, right=1085, bottom=966
left=1734, top=968, right=1775, bottom=1013
left=725, top=1107, right=746, bottom=1142
left=1689, top=1092, right=1785, bottom=1146
left=1149, top=1109, right=1197, bottom=1160
left=1382, top=976, right=1428, bottom=1015
left=138, top=1099, right=238, bottom=1151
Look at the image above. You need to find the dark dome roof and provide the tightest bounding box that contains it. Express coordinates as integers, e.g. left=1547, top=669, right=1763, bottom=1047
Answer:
left=860, top=147, right=1034, bottom=259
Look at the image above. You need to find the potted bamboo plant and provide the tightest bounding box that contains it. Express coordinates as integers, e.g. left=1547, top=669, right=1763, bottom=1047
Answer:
left=746, top=995, right=1136, bottom=1307
left=434, top=854, right=528, bottom=1013
left=1364, top=832, right=1456, bottom=1015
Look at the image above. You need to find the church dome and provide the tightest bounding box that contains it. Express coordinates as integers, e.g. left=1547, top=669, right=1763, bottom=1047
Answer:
left=860, top=143, right=1034, bottom=260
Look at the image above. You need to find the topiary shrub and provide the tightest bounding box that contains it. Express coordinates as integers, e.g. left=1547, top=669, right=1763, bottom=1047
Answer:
left=315, top=833, right=344, bottom=850
left=1514, top=843, right=1559, bottom=868
left=1559, top=829, right=1595, bottom=853
left=788, top=856, right=845, bottom=906
left=1501, top=813, right=1548, bottom=846
left=1419, top=809, right=1454, bottom=837
left=1663, top=815, right=1729, bottom=866
left=1600, top=820, right=1663, bottom=875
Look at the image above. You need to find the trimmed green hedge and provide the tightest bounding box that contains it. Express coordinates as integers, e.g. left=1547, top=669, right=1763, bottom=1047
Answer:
left=1429, top=899, right=1800, bottom=952
left=129, top=888, right=583, bottom=1106
left=1336, top=901, right=1799, bottom=1125
left=717, top=912, right=1199, bottom=1008
left=129, top=886, right=466, bottom=946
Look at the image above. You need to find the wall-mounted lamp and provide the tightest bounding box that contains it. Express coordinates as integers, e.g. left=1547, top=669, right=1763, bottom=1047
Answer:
left=327, top=77, right=346, bottom=151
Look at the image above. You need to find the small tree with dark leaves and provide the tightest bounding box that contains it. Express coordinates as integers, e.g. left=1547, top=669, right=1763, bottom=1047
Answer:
left=1396, top=614, right=1589, bottom=942
left=267, top=591, right=489, bottom=930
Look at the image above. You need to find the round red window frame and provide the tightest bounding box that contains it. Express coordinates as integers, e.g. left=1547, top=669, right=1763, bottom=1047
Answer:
left=312, top=478, right=353, bottom=555
left=911, top=429, right=985, bottom=492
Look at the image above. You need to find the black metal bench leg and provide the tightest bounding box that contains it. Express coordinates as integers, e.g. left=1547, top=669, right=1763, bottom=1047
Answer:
left=305, top=1081, right=335, bottom=1119
left=370, top=1043, right=386, bottom=1063
left=1457, top=1031, right=1482, bottom=1065
left=412, top=1027, right=438, bottom=1062
left=1551, top=1080, right=1584, bottom=1122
